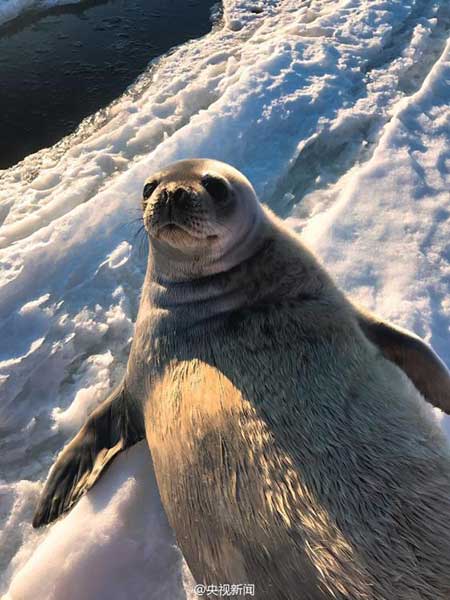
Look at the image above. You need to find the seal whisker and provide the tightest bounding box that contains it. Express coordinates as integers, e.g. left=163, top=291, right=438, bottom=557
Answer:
left=135, top=224, right=148, bottom=258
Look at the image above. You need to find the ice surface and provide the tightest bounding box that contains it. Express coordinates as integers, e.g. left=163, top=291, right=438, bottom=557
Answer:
left=0, top=0, right=449, bottom=598
left=0, top=0, right=82, bottom=27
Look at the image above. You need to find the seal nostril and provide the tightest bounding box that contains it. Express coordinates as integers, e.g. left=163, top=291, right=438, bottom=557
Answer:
left=172, top=187, right=192, bottom=209
left=201, top=174, right=229, bottom=203
left=173, top=187, right=185, bottom=203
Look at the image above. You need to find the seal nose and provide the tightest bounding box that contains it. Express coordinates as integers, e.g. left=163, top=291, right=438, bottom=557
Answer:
left=171, top=186, right=191, bottom=209
left=156, top=186, right=194, bottom=225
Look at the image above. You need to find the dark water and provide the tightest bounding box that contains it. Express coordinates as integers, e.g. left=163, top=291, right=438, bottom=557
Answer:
left=0, top=0, right=218, bottom=169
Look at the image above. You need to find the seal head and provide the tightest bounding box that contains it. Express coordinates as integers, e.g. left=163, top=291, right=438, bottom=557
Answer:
left=142, top=159, right=265, bottom=281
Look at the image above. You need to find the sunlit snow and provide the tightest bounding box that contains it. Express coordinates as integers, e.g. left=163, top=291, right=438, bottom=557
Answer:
left=0, top=0, right=449, bottom=598
left=0, top=0, right=83, bottom=27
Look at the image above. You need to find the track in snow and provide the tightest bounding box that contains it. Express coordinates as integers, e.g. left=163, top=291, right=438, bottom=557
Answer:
left=0, top=0, right=449, bottom=597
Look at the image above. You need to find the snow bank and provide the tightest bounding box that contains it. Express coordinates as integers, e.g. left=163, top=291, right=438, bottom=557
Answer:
left=0, top=0, right=449, bottom=597
left=2, top=444, right=189, bottom=600
left=302, top=34, right=450, bottom=435
left=0, top=0, right=82, bottom=28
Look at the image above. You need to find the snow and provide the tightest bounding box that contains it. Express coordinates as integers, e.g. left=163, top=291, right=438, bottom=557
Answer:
left=3, top=445, right=189, bottom=600
left=0, top=0, right=449, bottom=598
left=301, top=33, right=450, bottom=436
left=0, top=0, right=82, bottom=28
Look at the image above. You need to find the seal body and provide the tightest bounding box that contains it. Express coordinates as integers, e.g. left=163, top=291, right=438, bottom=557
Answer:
left=34, top=159, right=450, bottom=600
left=135, top=225, right=450, bottom=600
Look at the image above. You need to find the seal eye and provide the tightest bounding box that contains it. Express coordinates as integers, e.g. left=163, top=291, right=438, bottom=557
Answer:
left=201, top=174, right=229, bottom=203
left=143, top=180, right=159, bottom=200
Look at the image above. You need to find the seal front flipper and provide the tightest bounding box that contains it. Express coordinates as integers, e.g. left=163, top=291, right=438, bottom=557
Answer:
left=356, top=306, right=450, bottom=414
left=32, top=379, right=144, bottom=528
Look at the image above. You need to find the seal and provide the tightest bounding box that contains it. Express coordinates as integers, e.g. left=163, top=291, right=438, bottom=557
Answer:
left=33, top=159, right=450, bottom=600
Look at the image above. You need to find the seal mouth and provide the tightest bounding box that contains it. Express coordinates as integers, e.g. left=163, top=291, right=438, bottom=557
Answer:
left=159, top=223, right=183, bottom=234
left=155, top=222, right=218, bottom=243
